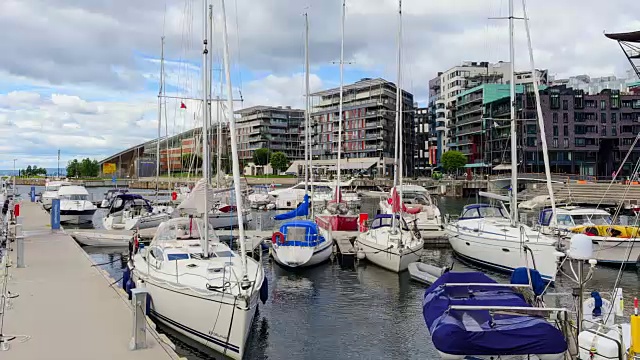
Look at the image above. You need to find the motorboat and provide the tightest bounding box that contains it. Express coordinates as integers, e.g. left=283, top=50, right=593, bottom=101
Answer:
left=538, top=206, right=612, bottom=235
left=102, top=193, right=172, bottom=230
left=445, top=204, right=560, bottom=282
left=129, top=217, right=266, bottom=360
left=565, top=224, right=640, bottom=265
left=57, top=185, right=97, bottom=224
left=356, top=214, right=423, bottom=272
left=268, top=179, right=359, bottom=210
left=271, top=220, right=332, bottom=268
left=208, top=205, right=252, bottom=229
left=247, top=185, right=275, bottom=210
left=41, top=179, right=72, bottom=210
left=379, top=185, right=442, bottom=235
left=99, top=188, right=129, bottom=208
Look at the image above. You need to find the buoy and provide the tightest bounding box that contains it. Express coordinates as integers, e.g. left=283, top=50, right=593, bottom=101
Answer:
left=357, top=250, right=366, bottom=260
left=171, top=191, right=177, bottom=201
left=272, top=231, right=285, bottom=245
left=13, top=203, right=19, bottom=217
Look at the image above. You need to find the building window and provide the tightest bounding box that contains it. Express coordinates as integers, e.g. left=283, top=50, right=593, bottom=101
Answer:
left=526, top=124, right=537, bottom=134
left=574, top=92, right=584, bottom=109
left=611, top=93, right=620, bottom=109
left=553, top=113, right=558, bottom=123
left=553, top=138, right=558, bottom=148
left=551, top=94, right=560, bottom=109
left=612, top=113, right=617, bottom=123
left=563, top=100, right=568, bottom=110
left=563, top=113, right=569, bottom=123
left=575, top=125, right=585, bottom=135
left=601, top=126, right=606, bottom=136
left=563, top=138, right=569, bottom=148
left=623, top=138, right=634, bottom=145
left=575, top=138, right=586, bottom=147
left=600, top=100, right=607, bottom=110
left=612, top=127, right=617, bottom=136
left=553, top=126, right=558, bottom=136
left=563, top=125, right=569, bottom=135
left=601, top=113, right=606, bottom=123
left=526, top=137, right=536, bottom=147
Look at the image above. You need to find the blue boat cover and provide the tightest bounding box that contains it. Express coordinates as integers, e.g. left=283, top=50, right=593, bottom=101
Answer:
left=274, top=194, right=309, bottom=220
left=510, top=267, right=546, bottom=296
left=277, top=220, right=324, bottom=247
left=423, top=272, right=567, bottom=356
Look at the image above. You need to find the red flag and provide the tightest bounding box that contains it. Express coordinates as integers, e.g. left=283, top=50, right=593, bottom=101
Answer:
left=180, top=102, right=187, bottom=109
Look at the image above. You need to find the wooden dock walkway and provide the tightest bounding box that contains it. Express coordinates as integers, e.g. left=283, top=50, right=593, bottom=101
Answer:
left=2, top=201, right=181, bottom=360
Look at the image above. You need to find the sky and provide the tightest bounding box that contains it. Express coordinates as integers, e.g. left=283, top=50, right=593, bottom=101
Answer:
left=1, top=0, right=639, bottom=170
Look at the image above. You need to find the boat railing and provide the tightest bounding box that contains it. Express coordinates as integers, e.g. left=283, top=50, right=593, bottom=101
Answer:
left=443, top=283, right=532, bottom=288
left=448, top=305, right=571, bottom=320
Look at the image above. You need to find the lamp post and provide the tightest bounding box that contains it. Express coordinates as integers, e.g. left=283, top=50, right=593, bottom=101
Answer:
left=13, top=158, right=17, bottom=195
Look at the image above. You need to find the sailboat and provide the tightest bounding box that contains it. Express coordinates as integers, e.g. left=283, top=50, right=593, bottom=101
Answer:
left=443, top=0, right=560, bottom=282
left=355, top=1, right=423, bottom=273
left=128, top=2, right=266, bottom=359
left=314, top=0, right=360, bottom=237
left=270, top=14, right=333, bottom=268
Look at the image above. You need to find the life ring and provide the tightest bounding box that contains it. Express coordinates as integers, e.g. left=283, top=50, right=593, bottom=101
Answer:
left=272, top=231, right=285, bottom=245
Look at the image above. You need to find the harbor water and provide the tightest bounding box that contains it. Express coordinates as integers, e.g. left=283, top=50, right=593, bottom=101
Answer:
left=16, top=186, right=640, bottom=359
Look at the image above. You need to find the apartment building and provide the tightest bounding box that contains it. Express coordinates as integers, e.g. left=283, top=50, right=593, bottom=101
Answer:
left=234, top=105, right=305, bottom=162
left=310, top=78, right=415, bottom=177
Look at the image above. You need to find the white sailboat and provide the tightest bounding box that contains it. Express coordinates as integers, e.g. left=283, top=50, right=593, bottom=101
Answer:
left=379, top=184, right=443, bottom=235
left=271, top=13, right=333, bottom=268
left=444, top=0, right=560, bottom=282
left=356, top=1, right=423, bottom=273
left=129, top=3, right=266, bottom=359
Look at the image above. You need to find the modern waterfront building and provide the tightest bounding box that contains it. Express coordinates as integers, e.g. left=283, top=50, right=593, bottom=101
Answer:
left=422, top=60, right=548, bottom=168
left=234, top=105, right=305, bottom=163
left=550, top=72, right=638, bottom=95
left=309, top=78, right=415, bottom=177
left=482, top=85, right=640, bottom=177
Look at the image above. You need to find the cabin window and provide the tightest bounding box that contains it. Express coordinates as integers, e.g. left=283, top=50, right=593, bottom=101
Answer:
left=556, top=214, right=573, bottom=226
left=477, top=206, right=505, bottom=218
left=214, top=251, right=235, bottom=258
left=167, top=253, right=190, bottom=261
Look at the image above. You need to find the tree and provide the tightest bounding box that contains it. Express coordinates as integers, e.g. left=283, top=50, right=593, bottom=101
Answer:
left=26, top=165, right=32, bottom=176
left=66, top=159, right=80, bottom=178
left=253, top=148, right=271, bottom=166
left=270, top=152, right=290, bottom=174
left=441, top=150, right=467, bottom=173
left=79, top=158, right=99, bottom=177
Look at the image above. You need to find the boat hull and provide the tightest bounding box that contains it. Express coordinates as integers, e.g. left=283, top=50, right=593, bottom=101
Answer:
left=272, top=239, right=332, bottom=268
left=561, top=237, right=640, bottom=265
left=71, top=232, right=130, bottom=247
left=357, top=237, right=421, bottom=272
left=60, top=209, right=96, bottom=224
left=132, top=275, right=258, bottom=360
left=445, top=223, right=559, bottom=282
left=208, top=212, right=252, bottom=229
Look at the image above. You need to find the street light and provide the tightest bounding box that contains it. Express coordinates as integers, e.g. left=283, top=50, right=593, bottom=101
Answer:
left=13, top=158, right=17, bottom=195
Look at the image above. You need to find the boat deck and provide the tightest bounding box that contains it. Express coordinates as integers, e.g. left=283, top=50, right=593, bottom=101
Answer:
left=1, top=201, right=181, bottom=360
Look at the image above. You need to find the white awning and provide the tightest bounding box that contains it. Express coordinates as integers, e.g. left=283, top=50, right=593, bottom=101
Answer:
left=492, top=163, right=512, bottom=171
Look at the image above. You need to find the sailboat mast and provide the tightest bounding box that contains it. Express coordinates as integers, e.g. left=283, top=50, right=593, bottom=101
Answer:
left=304, top=13, right=310, bottom=196
left=221, top=0, right=248, bottom=274
left=201, top=0, right=210, bottom=258
left=336, top=0, right=345, bottom=199
left=508, top=0, right=518, bottom=227
left=391, top=0, right=402, bottom=231
left=156, top=37, right=165, bottom=203
left=521, top=0, right=556, bottom=224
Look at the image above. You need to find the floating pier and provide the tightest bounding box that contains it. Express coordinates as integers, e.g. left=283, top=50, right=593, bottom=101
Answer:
left=1, top=201, right=181, bottom=359
left=332, top=231, right=359, bottom=268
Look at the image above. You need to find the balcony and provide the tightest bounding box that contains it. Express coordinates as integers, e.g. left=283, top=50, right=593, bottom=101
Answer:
left=456, top=125, right=483, bottom=137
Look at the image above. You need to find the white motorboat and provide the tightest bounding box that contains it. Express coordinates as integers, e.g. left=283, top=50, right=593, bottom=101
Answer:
left=446, top=203, right=560, bottom=281
left=537, top=206, right=612, bottom=235
left=357, top=214, right=422, bottom=272
left=57, top=185, right=97, bottom=224
left=208, top=206, right=252, bottom=229
left=102, top=193, right=172, bottom=230
left=71, top=231, right=132, bottom=247
left=41, top=179, right=72, bottom=210
left=268, top=179, right=359, bottom=210
left=379, top=185, right=442, bottom=234
left=129, top=217, right=266, bottom=360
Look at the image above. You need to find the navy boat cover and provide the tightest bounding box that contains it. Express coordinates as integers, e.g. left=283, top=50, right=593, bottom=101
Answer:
left=423, top=272, right=567, bottom=356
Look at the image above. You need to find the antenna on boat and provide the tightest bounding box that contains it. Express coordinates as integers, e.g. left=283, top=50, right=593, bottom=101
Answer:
left=221, top=0, right=248, bottom=276
left=201, top=0, right=210, bottom=258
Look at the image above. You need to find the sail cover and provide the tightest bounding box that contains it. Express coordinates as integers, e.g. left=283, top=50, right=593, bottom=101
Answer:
left=177, top=178, right=216, bottom=214
left=422, top=272, right=567, bottom=356
left=274, top=194, right=309, bottom=221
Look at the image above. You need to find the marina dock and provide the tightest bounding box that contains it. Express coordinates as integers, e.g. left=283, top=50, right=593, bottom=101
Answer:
left=2, top=201, right=181, bottom=360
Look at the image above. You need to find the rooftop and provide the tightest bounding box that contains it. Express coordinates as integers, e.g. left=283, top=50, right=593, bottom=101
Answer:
left=311, top=77, right=395, bottom=97
left=235, top=105, right=304, bottom=115
left=605, top=30, right=640, bottom=43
